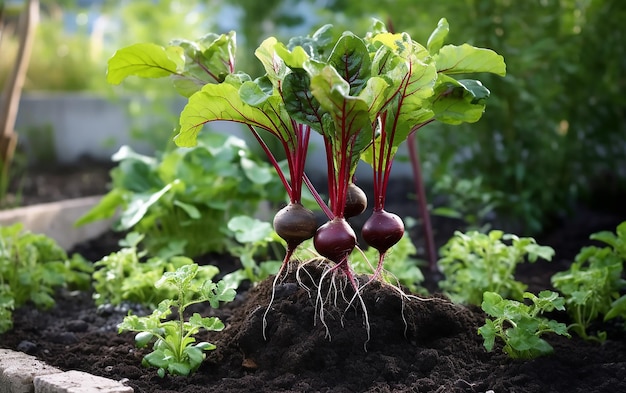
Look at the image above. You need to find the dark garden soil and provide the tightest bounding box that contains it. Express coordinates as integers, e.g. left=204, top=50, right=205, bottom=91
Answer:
left=1, top=164, right=626, bottom=392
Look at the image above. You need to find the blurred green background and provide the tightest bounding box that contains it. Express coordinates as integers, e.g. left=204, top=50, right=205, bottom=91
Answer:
left=1, top=0, right=625, bottom=234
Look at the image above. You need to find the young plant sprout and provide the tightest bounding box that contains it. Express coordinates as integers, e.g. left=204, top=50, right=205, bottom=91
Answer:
left=106, top=17, right=506, bottom=342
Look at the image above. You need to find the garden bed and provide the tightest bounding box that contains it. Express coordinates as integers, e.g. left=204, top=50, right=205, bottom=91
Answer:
left=1, top=164, right=626, bottom=392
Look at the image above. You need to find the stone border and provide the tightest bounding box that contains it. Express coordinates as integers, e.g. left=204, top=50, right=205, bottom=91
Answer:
left=0, top=349, right=133, bottom=393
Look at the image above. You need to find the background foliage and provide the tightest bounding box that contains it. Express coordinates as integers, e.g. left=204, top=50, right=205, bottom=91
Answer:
left=1, top=0, right=624, bottom=234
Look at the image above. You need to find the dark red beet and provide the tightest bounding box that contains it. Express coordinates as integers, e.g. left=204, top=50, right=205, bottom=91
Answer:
left=344, top=183, right=367, bottom=218
left=361, top=209, right=404, bottom=253
left=313, top=218, right=357, bottom=262
left=273, top=203, right=318, bottom=248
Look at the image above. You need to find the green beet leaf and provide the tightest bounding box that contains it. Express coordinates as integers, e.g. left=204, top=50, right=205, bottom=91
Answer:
left=327, top=32, right=371, bottom=95
left=434, top=43, right=506, bottom=76
left=282, top=68, right=326, bottom=131
left=175, top=82, right=291, bottom=148
left=430, top=75, right=489, bottom=125
left=107, top=43, right=182, bottom=84
left=427, top=18, right=450, bottom=54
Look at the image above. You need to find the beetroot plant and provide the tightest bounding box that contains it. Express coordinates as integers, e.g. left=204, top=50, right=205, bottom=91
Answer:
left=107, top=18, right=505, bottom=338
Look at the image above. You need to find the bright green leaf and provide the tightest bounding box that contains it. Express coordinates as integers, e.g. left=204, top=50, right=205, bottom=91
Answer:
left=175, top=82, right=291, bottom=148
left=434, top=44, right=506, bottom=76
left=427, top=18, right=449, bottom=54
left=107, top=43, right=180, bottom=84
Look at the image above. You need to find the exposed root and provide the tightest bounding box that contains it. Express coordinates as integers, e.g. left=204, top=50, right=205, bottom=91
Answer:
left=293, top=259, right=373, bottom=350
left=262, top=256, right=297, bottom=340
left=263, top=251, right=446, bottom=348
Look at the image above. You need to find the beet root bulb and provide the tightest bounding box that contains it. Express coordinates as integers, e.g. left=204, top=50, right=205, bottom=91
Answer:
left=361, top=210, right=404, bottom=254
left=273, top=203, right=318, bottom=248
left=343, top=183, right=367, bottom=218
left=313, top=218, right=357, bottom=263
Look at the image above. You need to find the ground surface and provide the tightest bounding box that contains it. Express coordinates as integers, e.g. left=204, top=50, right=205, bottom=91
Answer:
left=1, top=164, right=626, bottom=392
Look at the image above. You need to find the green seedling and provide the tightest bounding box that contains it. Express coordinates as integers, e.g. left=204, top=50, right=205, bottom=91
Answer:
left=438, top=230, right=554, bottom=305
left=118, top=263, right=235, bottom=377
left=478, top=290, right=570, bottom=359
left=551, top=221, right=626, bottom=342
left=0, top=223, right=92, bottom=333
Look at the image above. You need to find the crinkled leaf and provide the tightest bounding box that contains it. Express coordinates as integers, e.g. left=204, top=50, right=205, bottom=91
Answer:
left=203, top=280, right=237, bottom=308
left=239, top=77, right=274, bottom=107
left=274, top=41, right=310, bottom=69
left=392, top=56, right=437, bottom=138
left=506, top=328, right=553, bottom=358
left=481, top=291, right=506, bottom=317
left=327, top=32, right=370, bottom=95
left=434, top=43, right=506, bottom=76
left=529, top=290, right=566, bottom=311
left=308, top=65, right=371, bottom=140
left=156, top=264, right=198, bottom=290
left=107, top=43, right=181, bottom=84
left=282, top=68, right=327, bottom=132
left=543, top=319, right=570, bottom=337
left=286, top=24, right=336, bottom=60
left=188, top=313, right=225, bottom=331
left=361, top=43, right=436, bottom=169
left=168, top=32, right=237, bottom=96
left=360, top=75, right=391, bottom=122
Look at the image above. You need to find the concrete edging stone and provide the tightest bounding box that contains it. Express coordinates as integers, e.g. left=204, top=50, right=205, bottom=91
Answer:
left=0, top=349, right=132, bottom=393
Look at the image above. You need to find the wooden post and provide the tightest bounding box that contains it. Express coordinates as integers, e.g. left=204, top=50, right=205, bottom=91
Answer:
left=0, top=0, right=39, bottom=182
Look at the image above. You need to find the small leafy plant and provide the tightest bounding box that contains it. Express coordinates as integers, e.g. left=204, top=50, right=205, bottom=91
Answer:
left=551, top=221, right=626, bottom=342
left=77, top=132, right=283, bottom=258
left=438, top=230, right=555, bottom=306
left=92, top=232, right=219, bottom=307
left=478, top=291, right=570, bottom=359
left=118, top=263, right=236, bottom=377
left=0, top=223, right=93, bottom=333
